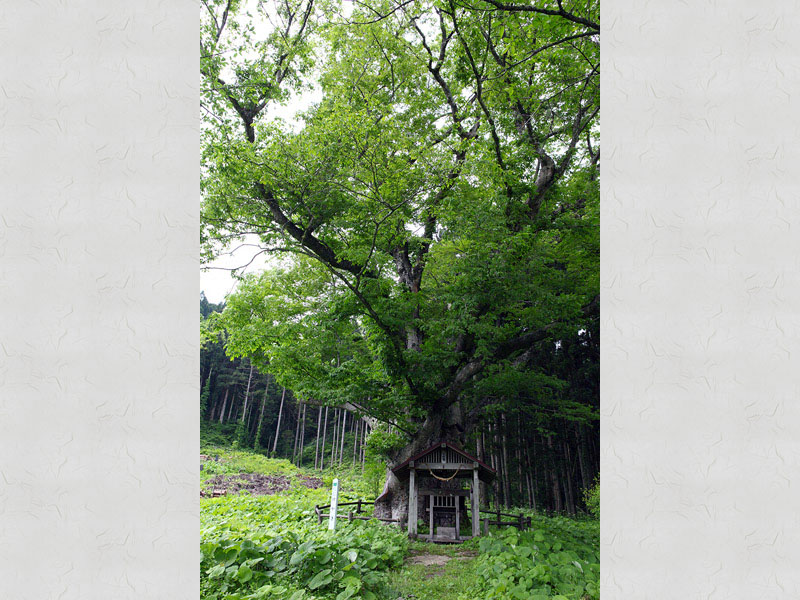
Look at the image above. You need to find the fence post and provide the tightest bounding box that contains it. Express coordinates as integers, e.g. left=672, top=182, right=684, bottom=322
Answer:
left=328, top=479, right=340, bottom=531
left=483, top=517, right=489, bottom=536
left=348, top=511, right=353, bottom=523
left=518, top=513, right=524, bottom=530
left=357, top=499, right=362, bottom=514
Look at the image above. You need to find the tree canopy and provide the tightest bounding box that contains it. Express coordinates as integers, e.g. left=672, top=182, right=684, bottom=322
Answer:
left=201, top=0, right=599, bottom=513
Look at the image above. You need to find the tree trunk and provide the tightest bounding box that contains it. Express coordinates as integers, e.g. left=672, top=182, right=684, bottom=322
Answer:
left=254, top=376, right=271, bottom=451
left=338, top=409, right=347, bottom=466
left=373, top=402, right=465, bottom=523
left=292, top=401, right=303, bottom=463
left=271, top=387, right=286, bottom=455
left=547, top=435, right=562, bottom=512
left=297, top=403, right=307, bottom=466
left=226, top=390, right=236, bottom=422
left=488, top=422, right=498, bottom=507
left=562, top=438, right=576, bottom=514
left=330, top=408, right=339, bottom=466
left=320, top=406, right=329, bottom=470
left=501, top=414, right=511, bottom=508
left=239, top=362, right=254, bottom=425
left=361, top=420, right=368, bottom=472
left=352, top=417, right=359, bottom=466
left=218, top=389, right=229, bottom=424
left=314, top=406, right=322, bottom=469
left=494, top=420, right=504, bottom=507
left=477, top=429, right=487, bottom=507
left=201, top=365, right=214, bottom=421
left=576, top=425, right=590, bottom=491
left=525, top=442, right=535, bottom=509
left=531, top=442, right=538, bottom=511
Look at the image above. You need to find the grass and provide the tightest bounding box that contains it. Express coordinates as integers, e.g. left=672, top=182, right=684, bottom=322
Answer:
left=199, top=445, right=599, bottom=600
left=384, top=553, right=478, bottom=600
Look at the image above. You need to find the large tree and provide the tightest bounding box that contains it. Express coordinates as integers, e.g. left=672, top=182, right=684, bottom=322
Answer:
left=201, top=0, right=599, bottom=520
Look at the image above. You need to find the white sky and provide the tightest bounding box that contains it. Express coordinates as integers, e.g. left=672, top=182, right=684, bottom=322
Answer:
left=199, top=88, right=316, bottom=304
left=201, top=0, right=353, bottom=304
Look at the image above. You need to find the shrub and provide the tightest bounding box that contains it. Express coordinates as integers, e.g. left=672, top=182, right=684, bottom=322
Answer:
left=582, top=476, right=599, bottom=518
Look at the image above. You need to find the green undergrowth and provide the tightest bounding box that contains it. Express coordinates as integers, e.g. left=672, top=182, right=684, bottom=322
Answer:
left=201, top=494, right=408, bottom=600
left=200, top=446, right=599, bottom=600
left=469, top=517, right=599, bottom=600
left=386, top=517, right=599, bottom=600
left=385, top=553, right=477, bottom=600
left=200, top=445, right=377, bottom=500
left=201, top=447, right=407, bottom=600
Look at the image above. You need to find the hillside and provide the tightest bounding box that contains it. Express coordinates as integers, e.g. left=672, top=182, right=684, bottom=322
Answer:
left=200, top=446, right=599, bottom=600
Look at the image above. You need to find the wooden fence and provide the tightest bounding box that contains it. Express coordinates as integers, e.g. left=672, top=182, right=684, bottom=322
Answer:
left=478, top=508, right=533, bottom=535
left=314, top=499, right=401, bottom=525
left=314, top=499, right=532, bottom=534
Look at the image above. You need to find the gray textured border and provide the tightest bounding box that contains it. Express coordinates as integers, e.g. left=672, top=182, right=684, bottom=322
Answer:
left=602, top=1, right=800, bottom=597
left=3, top=0, right=799, bottom=598
left=0, top=1, right=199, bottom=598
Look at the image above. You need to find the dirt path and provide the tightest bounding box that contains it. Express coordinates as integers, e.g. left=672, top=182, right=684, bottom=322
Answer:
left=406, top=549, right=477, bottom=567
left=387, top=548, right=479, bottom=599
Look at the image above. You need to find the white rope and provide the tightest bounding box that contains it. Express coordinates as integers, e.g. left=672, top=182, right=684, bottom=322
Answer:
left=427, top=464, right=462, bottom=481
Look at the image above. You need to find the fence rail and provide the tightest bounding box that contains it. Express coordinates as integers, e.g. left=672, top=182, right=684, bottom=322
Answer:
left=314, top=499, right=401, bottom=525
left=313, top=499, right=532, bottom=533
left=478, top=508, right=532, bottom=533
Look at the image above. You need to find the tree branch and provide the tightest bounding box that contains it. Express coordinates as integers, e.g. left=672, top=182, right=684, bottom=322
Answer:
left=473, top=0, right=599, bottom=30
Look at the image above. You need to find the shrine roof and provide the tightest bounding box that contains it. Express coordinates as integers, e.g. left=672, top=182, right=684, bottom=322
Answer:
left=391, top=441, right=496, bottom=483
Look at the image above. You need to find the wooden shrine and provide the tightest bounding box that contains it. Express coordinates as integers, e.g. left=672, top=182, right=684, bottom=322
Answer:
left=392, top=442, right=496, bottom=543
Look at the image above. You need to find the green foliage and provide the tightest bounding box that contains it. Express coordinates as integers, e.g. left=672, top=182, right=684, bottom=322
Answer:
left=201, top=494, right=408, bottom=600
left=203, top=421, right=241, bottom=448
left=470, top=517, right=600, bottom=600
left=200, top=448, right=407, bottom=600
left=582, top=476, right=599, bottom=518
left=201, top=0, right=599, bottom=513
left=384, top=556, right=477, bottom=600
left=200, top=446, right=599, bottom=600
left=363, top=425, right=406, bottom=459
left=201, top=448, right=304, bottom=479
left=360, top=460, right=386, bottom=502
left=201, top=0, right=600, bottom=449
left=201, top=375, right=213, bottom=420
left=204, top=447, right=381, bottom=502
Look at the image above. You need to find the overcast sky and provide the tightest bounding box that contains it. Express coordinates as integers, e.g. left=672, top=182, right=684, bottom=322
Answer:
left=200, top=73, right=327, bottom=304
left=200, top=0, right=353, bottom=303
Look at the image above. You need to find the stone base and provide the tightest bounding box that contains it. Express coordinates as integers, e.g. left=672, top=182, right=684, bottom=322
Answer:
left=436, top=526, right=456, bottom=538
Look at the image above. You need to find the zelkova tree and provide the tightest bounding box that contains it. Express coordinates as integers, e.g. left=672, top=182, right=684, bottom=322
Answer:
left=202, top=0, right=599, bottom=520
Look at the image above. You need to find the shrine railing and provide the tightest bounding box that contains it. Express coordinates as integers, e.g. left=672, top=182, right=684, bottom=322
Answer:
left=478, top=508, right=532, bottom=532
left=313, top=499, right=401, bottom=524
left=313, top=500, right=533, bottom=533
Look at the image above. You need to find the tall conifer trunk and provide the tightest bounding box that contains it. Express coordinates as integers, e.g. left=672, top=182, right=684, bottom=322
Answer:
left=292, top=401, right=303, bottom=463
left=320, top=406, right=329, bottom=470
left=254, top=377, right=270, bottom=451
left=298, top=403, right=307, bottom=466
left=239, top=362, right=254, bottom=425
left=338, top=410, right=347, bottom=466
left=314, top=406, right=322, bottom=469
left=271, top=387, right=286, bottom=455
left=218, top=389, right=229, bottom=424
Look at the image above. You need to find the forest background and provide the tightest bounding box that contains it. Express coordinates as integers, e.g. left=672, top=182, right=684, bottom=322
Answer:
left=200, top=0, right=599, bottom=517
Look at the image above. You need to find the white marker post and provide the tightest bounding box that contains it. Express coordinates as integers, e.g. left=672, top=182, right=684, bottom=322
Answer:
left=327, top=478, right=340, bottom=531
